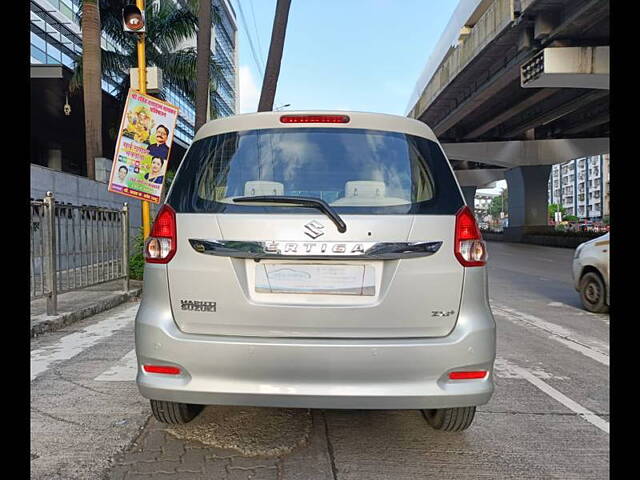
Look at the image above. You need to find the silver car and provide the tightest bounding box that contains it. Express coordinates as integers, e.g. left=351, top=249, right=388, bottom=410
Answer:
left=572, top=232, right=610, bottom=313
left=136, top=111, right=496, bottom=432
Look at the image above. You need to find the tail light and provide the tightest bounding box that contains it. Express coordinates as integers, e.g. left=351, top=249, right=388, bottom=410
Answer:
left=144, top=204, right=177, bottom=264
left=454, top=206, right=487, bottom=267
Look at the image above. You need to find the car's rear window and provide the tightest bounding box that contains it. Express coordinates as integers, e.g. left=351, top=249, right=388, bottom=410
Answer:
left=167, top=128, right=463, bottom=215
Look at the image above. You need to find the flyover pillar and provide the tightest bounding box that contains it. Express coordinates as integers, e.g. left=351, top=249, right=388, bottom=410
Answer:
left=504, top=165, right=552, bottom=241
left=461, top=186, right=477, bottom=214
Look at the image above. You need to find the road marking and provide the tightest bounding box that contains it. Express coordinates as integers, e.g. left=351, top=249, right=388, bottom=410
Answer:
left=94, top=349, right=138, bottom=382
left=31, top=304, right=138, bottom=382
left=491, top=303, right=609, bottom=366
left=544, top=301, right=610, bottom=324
left=495, top=357, right=609, bottom=435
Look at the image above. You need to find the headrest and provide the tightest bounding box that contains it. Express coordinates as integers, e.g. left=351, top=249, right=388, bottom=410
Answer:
left=244, top=181, right=284, bottom=196
left=344, top=181, right=386, bottom=198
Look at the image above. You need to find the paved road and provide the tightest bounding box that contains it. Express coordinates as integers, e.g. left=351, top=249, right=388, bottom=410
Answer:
left=30, top=241, right=609, bottom=479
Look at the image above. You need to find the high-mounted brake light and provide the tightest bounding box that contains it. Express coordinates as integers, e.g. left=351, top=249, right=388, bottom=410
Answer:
left=448, top=370, right=488, bottom=380
left=144, top=204, right=177, bottom=264
left=280, top=114, right=350, bottom=124
left=454, top=206, right=487, bottom=267
left=143, top=365, right=181, bottom=375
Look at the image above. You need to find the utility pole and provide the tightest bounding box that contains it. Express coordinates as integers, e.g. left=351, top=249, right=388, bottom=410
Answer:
left=136, top=0, right=151, bottom=239
left=258, top=0, right=292, bottom=112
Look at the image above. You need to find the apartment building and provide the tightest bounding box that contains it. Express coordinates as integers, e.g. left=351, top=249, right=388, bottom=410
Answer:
left=548, top=154, right=610, bottom=221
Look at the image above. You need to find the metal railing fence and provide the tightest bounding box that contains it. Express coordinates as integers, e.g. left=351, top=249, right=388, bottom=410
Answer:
left=30, top=192, right=130, bottom=315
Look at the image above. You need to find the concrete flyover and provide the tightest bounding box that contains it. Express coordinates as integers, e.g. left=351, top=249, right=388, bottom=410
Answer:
left=408, top=0, right=609, bottom=239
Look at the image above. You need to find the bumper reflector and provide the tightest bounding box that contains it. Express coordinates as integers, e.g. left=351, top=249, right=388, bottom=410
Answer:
left=448, top=370, right=488, bottom=380
left=143, top=365, right=181, bottom=375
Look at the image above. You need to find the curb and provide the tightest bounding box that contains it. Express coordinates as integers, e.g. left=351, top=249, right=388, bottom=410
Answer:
left=30, top=287, right=143, bottom=338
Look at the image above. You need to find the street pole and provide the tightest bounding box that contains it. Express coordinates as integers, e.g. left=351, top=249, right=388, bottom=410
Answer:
left=136, top=0, right=151, bottom=239
left=258, top=0, right=292, bottom=112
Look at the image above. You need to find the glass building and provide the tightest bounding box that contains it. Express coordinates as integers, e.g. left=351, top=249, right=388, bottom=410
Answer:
left=30, top=0, right=238, bottom=175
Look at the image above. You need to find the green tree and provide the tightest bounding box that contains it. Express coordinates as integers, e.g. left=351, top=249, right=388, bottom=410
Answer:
left=193, top=0, right=222, bottom=129
left=488, top=189, right=508, bottom=218
left=548, top=203, right=566, bottom=220
left=71, top=0, right=222, bottom=114
left=81, top=0, right=102, bottom=180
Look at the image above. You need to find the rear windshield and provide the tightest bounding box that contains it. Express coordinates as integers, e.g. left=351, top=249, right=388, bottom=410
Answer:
left=167, top=128, right=463, bottom=215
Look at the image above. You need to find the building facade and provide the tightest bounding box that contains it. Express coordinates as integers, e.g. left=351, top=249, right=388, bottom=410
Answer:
left=548, top=154, right=610, bottom=221
left=30, top=0, right=238, bottom=175
left=474, top=192, right=499, bottom=220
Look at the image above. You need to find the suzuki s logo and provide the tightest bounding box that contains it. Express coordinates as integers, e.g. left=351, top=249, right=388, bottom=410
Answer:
left=304, top=220, right=325, bottom=239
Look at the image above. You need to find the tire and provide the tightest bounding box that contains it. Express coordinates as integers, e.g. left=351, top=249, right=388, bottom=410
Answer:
left=579, top=272, right=608, bottom=313
left=150, top=399, right=203, bottom=424
left=423, top=406, right=476, bottom=432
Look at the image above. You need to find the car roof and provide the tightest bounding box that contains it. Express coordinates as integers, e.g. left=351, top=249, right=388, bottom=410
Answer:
left=193, top=110, right=439, bottom=143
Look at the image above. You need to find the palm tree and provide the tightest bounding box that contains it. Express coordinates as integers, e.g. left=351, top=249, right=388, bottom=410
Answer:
left=81, top=0, right=102, bottom=180
left=258, top=0, right=292, bottom=112
left=194, top=1, right=222, bottom=130
left=71, top=0, right=222, bottom=119
left=195, top=0, right=211, bottom=131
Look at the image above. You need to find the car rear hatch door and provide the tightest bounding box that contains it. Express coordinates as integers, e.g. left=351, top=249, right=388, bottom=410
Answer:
left=166, top=212, right=464, bottom=338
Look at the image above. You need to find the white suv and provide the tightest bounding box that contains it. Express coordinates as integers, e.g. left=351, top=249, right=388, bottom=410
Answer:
left=573, top=232, right=610, bottom=313
left=135, top=111, right=496, bottom=432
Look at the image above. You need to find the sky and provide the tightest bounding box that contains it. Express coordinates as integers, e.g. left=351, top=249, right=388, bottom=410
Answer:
left=232, top=0, right=459, bottom=115
left=231, top=0, right=505, bottom=193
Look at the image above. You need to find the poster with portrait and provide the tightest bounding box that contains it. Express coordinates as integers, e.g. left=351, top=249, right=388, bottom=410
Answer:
left=108, top=90, right=179, bottom=204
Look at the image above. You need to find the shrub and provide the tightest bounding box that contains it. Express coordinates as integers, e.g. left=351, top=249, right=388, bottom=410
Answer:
left=129, top=228, right=145, bottom=280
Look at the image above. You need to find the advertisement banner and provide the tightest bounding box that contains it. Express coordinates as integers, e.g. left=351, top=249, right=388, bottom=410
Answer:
left=108, top=90, right=179, bottom=204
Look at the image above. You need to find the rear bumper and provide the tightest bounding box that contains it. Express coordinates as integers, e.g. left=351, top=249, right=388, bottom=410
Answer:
left=135, top=266, right=496, bottom=409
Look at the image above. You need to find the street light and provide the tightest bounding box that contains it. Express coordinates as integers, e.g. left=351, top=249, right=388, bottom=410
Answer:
left=122, top=4, right=145, bottom=32
left=275, top=103, right=291, bottom=111
left=122, top=0, right=151, bottom=239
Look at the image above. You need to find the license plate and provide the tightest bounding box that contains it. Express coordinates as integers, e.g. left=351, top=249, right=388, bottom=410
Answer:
left=255, top=264, right=375, bottom=296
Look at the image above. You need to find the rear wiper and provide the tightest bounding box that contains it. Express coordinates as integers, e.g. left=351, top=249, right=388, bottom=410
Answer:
left=233, top=195, right=347, bottom=233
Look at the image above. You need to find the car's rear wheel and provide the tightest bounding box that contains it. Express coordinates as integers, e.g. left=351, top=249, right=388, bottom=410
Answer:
left=423, top=406, right=476, bottom=432
left=579, top=272, right=608, bottom=313
left=150, top=399, right=203, bottom=424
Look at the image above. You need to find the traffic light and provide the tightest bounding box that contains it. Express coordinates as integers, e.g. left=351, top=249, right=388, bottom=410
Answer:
left=122, top=4, right=145, bottom=33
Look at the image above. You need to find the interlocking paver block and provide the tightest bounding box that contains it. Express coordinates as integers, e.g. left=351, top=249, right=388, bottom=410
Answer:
left=118, top=451, right=161, bottom=466
left=130, top=460, right=182, bottom=474
left=143, top=429, right=168, bottom=451
left=250, top=467, right=279, bottom=480
left=204, top=447, right=239, bottom=460
left=229, top=456, right=279, bottom=470
left=225, top=469, right=253, bottom=480
left=143, top=474, right=204, bottom=480
left=203, top=460, right=230, bottom=478
left=161, top=437, right=186, bottom=460
left=180, top=448, right=208, bottom=465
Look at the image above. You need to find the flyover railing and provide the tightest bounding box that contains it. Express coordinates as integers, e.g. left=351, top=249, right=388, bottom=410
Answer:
left=30, top=192, right=130, bottom=315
